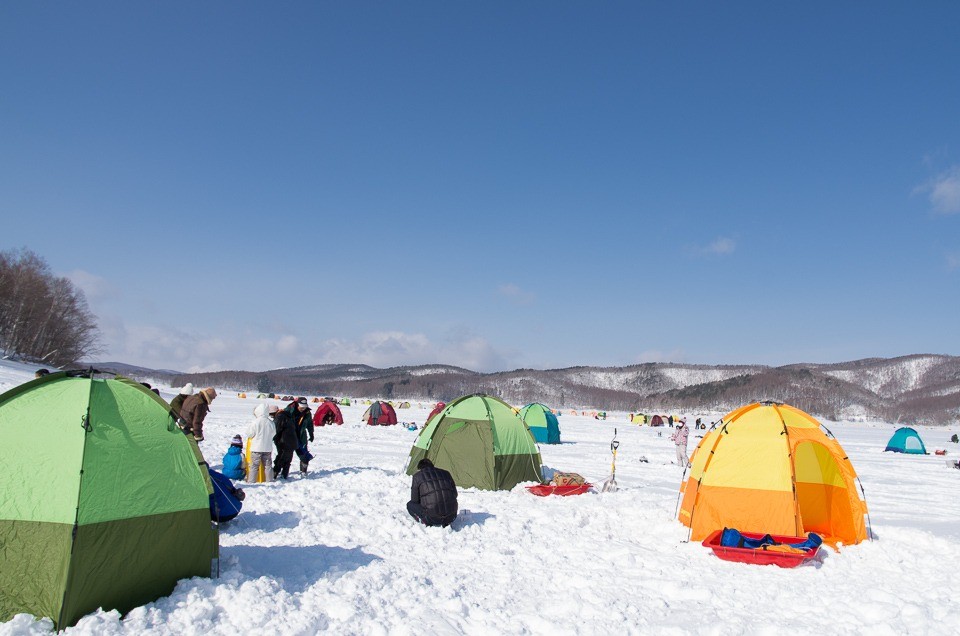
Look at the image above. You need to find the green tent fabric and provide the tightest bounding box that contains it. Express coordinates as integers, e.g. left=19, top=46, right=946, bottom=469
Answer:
left=406, top=394, right=543, bottom=490
left=519, top=403, right=561, bottom=444
left=0, top=371, right=218, bottom=629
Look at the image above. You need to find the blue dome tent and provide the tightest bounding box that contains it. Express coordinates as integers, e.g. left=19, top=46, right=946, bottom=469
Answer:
left=884, top=427, right=928, bottom=455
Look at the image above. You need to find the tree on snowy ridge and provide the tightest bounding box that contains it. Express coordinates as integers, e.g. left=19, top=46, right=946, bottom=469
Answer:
left=0, top=248, right=100, bottom=367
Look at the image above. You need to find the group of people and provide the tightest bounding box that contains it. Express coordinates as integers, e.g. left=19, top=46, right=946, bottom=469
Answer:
left=169, top=385, right=316, bottom=482
left=167, top=383, right=459, bottom=529
left=229, top=397, right=458, bottom=527
left=227, top=398, right=315, bottom=481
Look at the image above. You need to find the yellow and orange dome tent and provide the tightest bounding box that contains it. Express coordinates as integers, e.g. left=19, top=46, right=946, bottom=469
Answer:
left=678, top=401, right=870, bottom=547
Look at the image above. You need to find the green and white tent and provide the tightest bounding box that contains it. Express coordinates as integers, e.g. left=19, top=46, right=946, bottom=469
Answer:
left=0, top=371, right=218, bottom=629
left=406, top=394, right=543, bottom=490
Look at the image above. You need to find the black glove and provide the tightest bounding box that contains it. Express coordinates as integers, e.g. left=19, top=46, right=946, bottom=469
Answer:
left=234, top=489, right=246, bottom=501
left=309, top=435, right=314, bottom=442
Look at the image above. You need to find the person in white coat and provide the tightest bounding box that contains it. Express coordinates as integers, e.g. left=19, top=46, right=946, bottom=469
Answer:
left=245, top=403, right=278, bottom=482
left=670, top=419, right=689, bottom=466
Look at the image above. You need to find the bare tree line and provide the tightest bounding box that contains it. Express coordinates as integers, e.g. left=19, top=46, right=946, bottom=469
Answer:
left=0, top=248, right=100, bottom=367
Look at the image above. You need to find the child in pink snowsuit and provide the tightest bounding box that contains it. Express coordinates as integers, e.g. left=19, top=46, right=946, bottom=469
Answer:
left=671, top=420, right=689, bottom=465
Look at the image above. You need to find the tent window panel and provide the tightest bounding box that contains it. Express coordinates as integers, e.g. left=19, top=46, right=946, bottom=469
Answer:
left=793, top=442, right=846, bottom=488
left=796, top=482, right=856, bottom=544
left=794, top=442, right=855, bottom=543
left=433, top=421, right=494, bottom=490
left=700, top=433, right=792, bottom=491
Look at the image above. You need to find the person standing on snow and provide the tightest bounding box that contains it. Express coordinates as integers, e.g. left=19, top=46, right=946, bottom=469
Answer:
left=245, top=403, right=277, bottom=482
left=291, top=397, right=315, bottom=476
left=180, top=387, right=217, bottom=442
left=671, top=419, right=689, bottom=466
left=272, top=403, right=299, bottom=479
left=407, top=458, right=458, bottom=528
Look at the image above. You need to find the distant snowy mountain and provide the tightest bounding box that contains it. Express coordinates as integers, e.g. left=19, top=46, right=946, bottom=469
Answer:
left=163, top=354, right=960, bottom=426
left=86, top=361, right=183, bottom=384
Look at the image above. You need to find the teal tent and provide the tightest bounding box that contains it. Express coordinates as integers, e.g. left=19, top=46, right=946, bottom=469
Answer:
left=518, top=403, right=561, bottom=444
left=884, top=427, right=928, bottom=454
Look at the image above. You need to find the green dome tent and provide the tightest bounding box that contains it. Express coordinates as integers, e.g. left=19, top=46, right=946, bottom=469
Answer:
left=406, top=394, right=543, bottom=490
left=519, top=403, right=561, bottom=444
left=0, top=371, right=218, bottom=629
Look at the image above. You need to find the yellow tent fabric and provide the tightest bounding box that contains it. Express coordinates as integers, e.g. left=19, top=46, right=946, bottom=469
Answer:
left=678, top=402, right=868, bottom=546
left=245, top=439, right=265, bottom=482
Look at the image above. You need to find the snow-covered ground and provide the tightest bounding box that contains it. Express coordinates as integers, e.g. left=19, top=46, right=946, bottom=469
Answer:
left=2, top=359, right=959, bottom=635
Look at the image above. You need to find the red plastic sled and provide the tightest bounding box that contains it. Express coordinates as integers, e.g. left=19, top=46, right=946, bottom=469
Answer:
left=526, top=483, right=592, bottom=496
left=701, top=530, right=821, bottom=568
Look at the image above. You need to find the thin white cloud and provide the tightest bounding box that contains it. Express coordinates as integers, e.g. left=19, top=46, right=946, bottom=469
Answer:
left=317, top=329, right=509, bottom=371
left=948, top=253, right=960, bottom=271
left=66, top=270, right=121, bottom=303
left=917, top=166, right=960, bottom=215
left=695, top=237, right=736, bottom=256
left=93, top=319, right=512, bottom=373
left=498, top=283, right=536, bottom=305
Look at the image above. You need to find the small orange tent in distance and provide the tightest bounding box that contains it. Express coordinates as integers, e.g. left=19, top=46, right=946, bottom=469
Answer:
left=678, top=401, right=869, bottom=547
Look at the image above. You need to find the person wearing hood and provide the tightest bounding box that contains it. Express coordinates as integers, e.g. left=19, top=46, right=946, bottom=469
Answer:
left=670, top=418, right=689, bottom=466
left=221, top=435, right=246, bottom=480
left=170, top=383, right=194, bottom=421
left=245, top=403, right=277, bottom=482
left=180, top=387, right=217, bottom=442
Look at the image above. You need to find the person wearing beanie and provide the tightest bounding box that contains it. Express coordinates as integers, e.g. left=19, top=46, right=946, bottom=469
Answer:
left=179, top=386, right=217, bottom=442
left=169, top=383, right=195, bottom=421
left=272, top=402, right=299, bottom=479
left=245, top=404, right=276, bottom=482
left=221, top=434, right=246, bottom=480
left=291, top=397, right=315, bottom=476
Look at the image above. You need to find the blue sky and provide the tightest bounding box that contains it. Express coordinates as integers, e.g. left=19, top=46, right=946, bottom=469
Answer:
left=2, top=2, right=958, bottom=373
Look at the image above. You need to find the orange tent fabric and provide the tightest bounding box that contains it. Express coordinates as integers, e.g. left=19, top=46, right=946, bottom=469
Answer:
left=678, top=402, right=868, bottom=547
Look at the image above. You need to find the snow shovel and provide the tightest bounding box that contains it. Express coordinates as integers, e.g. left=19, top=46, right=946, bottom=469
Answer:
left=601, top=429, right=620, bottom=493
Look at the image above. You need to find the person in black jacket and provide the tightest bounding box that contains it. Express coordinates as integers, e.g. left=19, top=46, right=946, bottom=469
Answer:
left=291, top=397, right=315, bottom=476
left=272, top=405, right=299, bottom=479
left=407, top=458, right=458, bottom=527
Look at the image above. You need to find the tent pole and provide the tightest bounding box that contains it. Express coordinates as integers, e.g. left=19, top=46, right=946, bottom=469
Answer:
left=683, top=418, right=729, bottom=543
left=857, top=477, right=874, bottom=541
left=673, top=418, right=719, bottom=518
left=772, top=404, right=804, bottom=537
